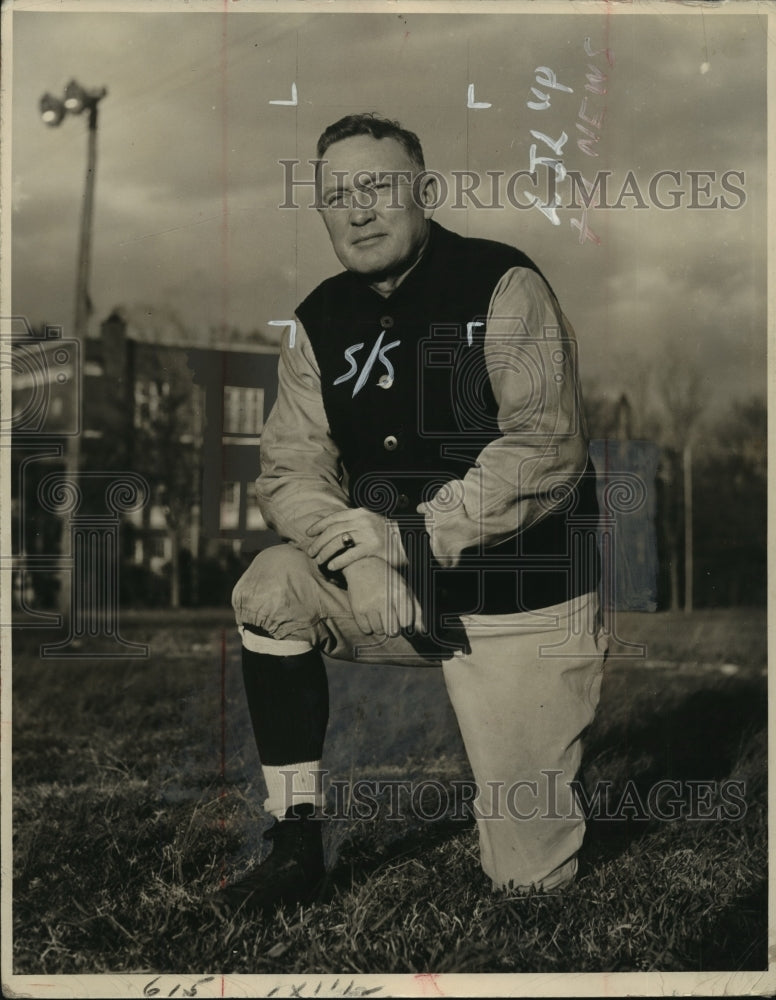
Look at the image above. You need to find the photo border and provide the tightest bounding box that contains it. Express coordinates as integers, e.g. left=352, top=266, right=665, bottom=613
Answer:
left=1, top=1, right=773, bottom=996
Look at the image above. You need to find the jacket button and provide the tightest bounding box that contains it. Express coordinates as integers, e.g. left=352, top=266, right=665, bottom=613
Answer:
left=397, top=493, right=410, bottom=509
left=383, top=434, right=398, bottom=451
left=380, top=315, right=394, bottom=329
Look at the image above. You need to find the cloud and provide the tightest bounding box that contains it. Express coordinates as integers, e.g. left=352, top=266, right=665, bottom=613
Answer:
left=9, top=6, right=766, bottom=415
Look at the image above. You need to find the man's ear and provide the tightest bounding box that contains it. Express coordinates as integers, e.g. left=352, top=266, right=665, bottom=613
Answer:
left=415, top=171, right=439, bottom=219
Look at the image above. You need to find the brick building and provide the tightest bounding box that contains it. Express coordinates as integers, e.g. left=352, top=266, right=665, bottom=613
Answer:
left=9, top=310, right=281, bottom=608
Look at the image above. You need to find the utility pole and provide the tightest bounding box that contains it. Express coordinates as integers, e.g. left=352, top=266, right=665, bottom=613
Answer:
left=683, top=442, right=693, bottom=613
left=40, top=80, right=107, bottom=617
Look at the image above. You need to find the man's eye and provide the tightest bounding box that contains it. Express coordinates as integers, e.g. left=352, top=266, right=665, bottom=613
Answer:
left=327, top=194, right=346, bottom=208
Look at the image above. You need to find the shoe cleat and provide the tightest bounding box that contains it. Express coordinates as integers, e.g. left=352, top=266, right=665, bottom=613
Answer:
left=210, top=803, right=326, bottom=917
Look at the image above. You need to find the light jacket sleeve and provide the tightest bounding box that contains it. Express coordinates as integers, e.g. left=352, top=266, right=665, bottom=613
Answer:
left=416, top=266, right=590, bottom=568
left=256, top=319, right=352, bottom=547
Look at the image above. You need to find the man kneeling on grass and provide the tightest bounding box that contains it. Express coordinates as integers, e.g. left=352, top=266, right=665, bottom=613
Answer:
left=215, top=112, right=608, bottom=915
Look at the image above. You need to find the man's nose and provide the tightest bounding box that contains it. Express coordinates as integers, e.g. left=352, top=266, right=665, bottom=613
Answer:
left=348, top=199, right=377, bottom=225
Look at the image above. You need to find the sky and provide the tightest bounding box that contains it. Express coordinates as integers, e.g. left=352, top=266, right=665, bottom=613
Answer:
left=7, top=2, right=769, bottom=420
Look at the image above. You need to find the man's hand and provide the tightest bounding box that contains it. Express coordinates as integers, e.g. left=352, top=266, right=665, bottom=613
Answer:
left=307, top=508, right=408, bottom=572
left=342, top=557, right=422, bottom=636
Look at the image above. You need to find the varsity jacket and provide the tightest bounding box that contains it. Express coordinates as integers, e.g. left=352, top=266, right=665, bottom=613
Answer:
left=257, top=221, right=599, bottom=618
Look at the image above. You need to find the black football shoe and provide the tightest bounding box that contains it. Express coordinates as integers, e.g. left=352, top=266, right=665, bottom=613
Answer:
left=210, top=803, right=326, bottom=917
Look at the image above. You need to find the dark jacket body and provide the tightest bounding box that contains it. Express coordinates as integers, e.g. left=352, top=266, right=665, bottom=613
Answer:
left=297, top=222, right=599, bottom=617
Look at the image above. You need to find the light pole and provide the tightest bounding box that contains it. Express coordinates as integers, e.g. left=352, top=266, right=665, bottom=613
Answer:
left=683, top=442, right=693, bottom=614
left=40, top=80, right=107, bottom=617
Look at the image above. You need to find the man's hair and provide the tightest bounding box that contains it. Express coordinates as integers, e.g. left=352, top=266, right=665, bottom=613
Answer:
left=316, top=113, right=426, bottom=172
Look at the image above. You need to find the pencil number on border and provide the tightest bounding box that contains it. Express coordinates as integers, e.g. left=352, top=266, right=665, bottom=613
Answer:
left=143, top=976, right=215, bottom=998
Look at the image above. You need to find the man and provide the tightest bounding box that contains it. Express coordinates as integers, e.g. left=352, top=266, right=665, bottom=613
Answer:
left=220, top=113, right=607, bottom=915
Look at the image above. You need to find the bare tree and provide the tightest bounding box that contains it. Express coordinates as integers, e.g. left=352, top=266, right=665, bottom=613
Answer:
left=132, top=348, right=203, bottom=608
left=652, top=345, right=707, bottom=613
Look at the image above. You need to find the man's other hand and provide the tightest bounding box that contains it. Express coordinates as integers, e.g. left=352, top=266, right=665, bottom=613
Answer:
left=341, top=557, right=421, bottom=636
left=306, top=508, right=408, bottom=571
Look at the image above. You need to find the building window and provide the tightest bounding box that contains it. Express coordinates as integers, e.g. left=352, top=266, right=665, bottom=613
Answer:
left=220, top=481, right=240, bottom=530
left=135, top=380, right=156, bottom=428
left=150, top=536, right=169, bottom=560
left=148, top=535, right=171, bottom=574
left=223, top=386, right=264, bottom=437
left=149, top=503, right=167, bottom=530
left=134, top=379, right=170, bottom=429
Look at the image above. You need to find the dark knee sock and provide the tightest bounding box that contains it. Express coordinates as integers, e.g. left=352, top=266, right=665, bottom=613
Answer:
left=240, top=636, right=329, bottom=766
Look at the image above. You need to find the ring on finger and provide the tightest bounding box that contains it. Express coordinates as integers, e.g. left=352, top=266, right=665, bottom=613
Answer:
left=341, top=532, right=355, bottom=549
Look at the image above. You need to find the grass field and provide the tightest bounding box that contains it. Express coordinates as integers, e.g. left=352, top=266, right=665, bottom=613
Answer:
left=10, top=607, right=768, bottom=975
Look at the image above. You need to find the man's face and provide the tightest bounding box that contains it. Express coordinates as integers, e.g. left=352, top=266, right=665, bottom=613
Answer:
left=317, top=134, right=435, bottom=280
